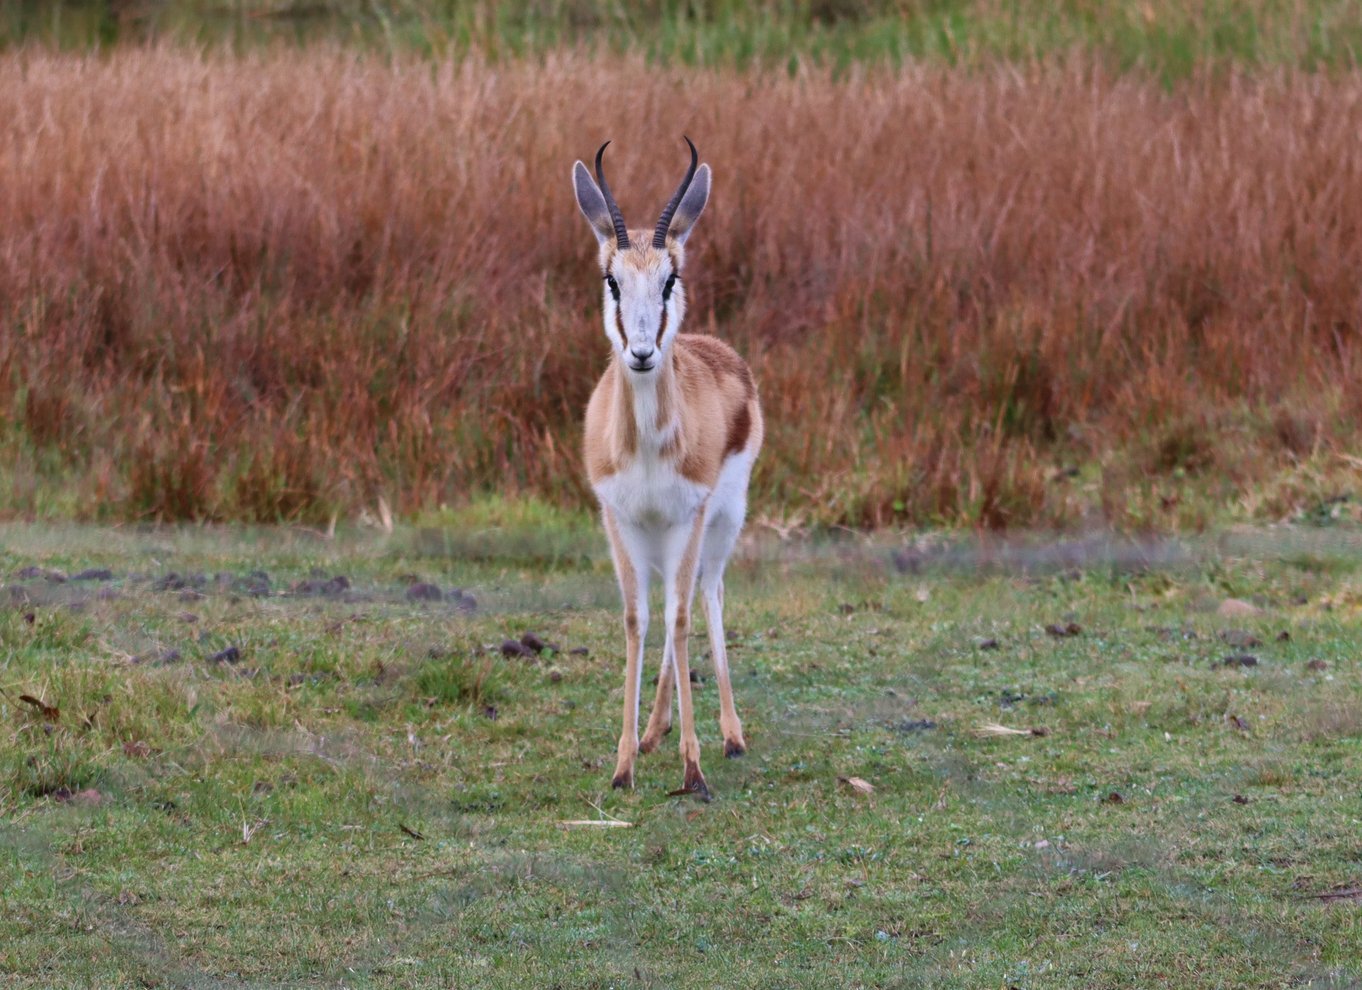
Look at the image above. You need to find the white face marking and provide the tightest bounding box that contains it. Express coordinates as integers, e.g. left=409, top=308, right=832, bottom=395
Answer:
left=602, top=251, right=684, bottom=375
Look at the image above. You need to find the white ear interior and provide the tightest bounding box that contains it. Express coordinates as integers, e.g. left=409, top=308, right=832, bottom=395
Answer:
left=573, top=161, right=615, bottom=247
left=666, top=163, right=711, bottom=245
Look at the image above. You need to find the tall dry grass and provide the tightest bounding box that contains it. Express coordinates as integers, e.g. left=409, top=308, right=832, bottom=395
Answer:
left=2, top=48, right=1361, bottom=527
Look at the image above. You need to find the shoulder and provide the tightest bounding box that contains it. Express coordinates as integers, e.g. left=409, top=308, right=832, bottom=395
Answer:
left=675, top=334, right=755, bottom=398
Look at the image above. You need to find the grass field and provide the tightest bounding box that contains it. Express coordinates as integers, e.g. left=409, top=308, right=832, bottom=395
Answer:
left=4, top=4, right=1361, bottom=987
left=2, top=521, right=1361, bottom=987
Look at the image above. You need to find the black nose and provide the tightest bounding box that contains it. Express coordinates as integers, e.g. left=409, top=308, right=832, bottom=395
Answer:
left=630, top=347, right=655, bottom=364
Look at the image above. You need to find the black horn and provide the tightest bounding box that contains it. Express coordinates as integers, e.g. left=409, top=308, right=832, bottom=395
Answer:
left=653, top=136, right=698, bottom=248
left=594, top=141, right=630, bottom=250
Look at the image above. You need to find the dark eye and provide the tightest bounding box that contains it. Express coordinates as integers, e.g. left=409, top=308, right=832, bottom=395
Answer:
left=605, top=274, right=620, bottom=300
left=662, top=273, right=677, bottom=301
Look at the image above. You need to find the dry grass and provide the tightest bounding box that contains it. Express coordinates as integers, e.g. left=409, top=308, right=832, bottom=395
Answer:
left=3, top=47, right=1362, bottom=527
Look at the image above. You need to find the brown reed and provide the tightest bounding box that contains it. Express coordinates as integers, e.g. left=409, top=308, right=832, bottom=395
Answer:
left=1, top=47, right=1359, bottom=527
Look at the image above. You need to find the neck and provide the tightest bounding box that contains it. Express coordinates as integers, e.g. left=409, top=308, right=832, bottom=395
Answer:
left=611, top=348, right=680, bottom=460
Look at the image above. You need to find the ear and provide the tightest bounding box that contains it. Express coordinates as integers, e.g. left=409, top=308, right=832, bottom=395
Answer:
left=573, top=161, right=615, bottom=247
left=665, top=163, right=711, bottom=245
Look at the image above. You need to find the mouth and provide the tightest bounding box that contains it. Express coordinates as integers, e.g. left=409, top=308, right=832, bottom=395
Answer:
left=629, top=361, right=655, bottom=373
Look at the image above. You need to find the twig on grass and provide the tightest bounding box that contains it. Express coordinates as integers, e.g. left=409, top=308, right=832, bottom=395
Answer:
left=975, top=722, right=1049, bottom=737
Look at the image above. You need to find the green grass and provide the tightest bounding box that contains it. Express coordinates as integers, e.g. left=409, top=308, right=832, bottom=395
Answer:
left=1, top=522, right=1361, bottom=986
left=6, top=0, right=1362, bottom=80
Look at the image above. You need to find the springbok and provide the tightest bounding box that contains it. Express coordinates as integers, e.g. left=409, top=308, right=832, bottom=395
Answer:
left=572, top=138, right=762, bottom=800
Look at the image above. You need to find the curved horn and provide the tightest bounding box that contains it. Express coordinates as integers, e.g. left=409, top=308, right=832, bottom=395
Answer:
left=594, top=141, right=630, bottom=250
left=653, top=136, right=698, bottom=248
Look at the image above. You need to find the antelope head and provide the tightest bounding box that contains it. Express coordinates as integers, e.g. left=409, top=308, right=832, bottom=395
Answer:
left=573, top=138, right=711, bottom=375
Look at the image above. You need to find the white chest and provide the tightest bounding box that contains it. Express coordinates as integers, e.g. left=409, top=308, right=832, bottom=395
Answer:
left=594, top=456, right=709, bottom=534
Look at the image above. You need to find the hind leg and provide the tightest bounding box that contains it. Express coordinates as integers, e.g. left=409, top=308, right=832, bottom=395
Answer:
left=639, top=635, right=674, bottom=754
left=699, top=511, right=746, bottom=757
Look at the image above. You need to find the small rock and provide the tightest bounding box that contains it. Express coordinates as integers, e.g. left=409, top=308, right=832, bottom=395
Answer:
left=71, top=568, right=114, bottom=582
left=406, top=582, right=443, bottom=603
left=547, top=668, right=564, bottom=683
left=481, top=705, right=499, bottom=720
left=1045, top=622, right=1082, bottom=638
left=976, top=637, right=1001, bottom=651
left=891, top=718, right=937, bottom=734
left=1103, top=791, right=1125, bottom=804
left=209, top=646, right=242, bottom=665
left=1307, top=659, right=1328, bottom=672
left=1219, top=628, right=1262, bottom=649
left=1221, top=654, right=1258, bottom=668
left=520, top=632, right=549, bottom=654
left=16, top=565, right=65, bottom=583
left=1276, top=630, right=1291, bottom=642
left=1218, top=598, right=1262, bottom=619
left=569, top=646, right=590, bottom=657
left=54, top=788, right=102, bottom=806
left=154, top=572, right=208, bottom=593
left=235, top=571, right=271, bottom=597
left=891, top=548, right=924, bottom=574
left=500, top=639, right=530, bottom=658
left=1232, top=794, right=1251, bottom=805
left=293, top=575, right=351, bottom=597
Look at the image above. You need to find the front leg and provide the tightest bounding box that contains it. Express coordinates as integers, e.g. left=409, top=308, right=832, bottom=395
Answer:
left=603, top=509, right=648, bottom=790
left=663, top=509, right=710, bottom=800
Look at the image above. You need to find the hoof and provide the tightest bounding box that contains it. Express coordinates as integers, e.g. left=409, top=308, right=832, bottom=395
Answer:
left=668, top=763, right=712, bottom=802
left=639, top=724, right=671, bottom=754
left=723, top=739, right=746, bottom=759
left=611, top=770, right=633, bottom=790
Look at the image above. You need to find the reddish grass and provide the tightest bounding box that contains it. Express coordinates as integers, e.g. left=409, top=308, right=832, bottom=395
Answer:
left=2, top=48, right=1360, bottom=527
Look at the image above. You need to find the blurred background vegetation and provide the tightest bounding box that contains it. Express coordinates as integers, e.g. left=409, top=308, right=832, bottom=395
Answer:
left=6, top=2, right=1362, bottom=531
left=6, top=0, right=1362, bottom=79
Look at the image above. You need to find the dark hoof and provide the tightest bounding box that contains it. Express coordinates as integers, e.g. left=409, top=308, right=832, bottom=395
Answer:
left=639, top=724, right=672, bottom=753
left=611, top=771, right=633, bottom=790
left=668, top=763, right=712, bottom=802
left=724, top=739, right=746, bottom=759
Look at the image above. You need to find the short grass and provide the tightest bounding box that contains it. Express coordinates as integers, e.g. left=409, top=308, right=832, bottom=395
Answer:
left=2, top=522, right=1361, bottom=987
